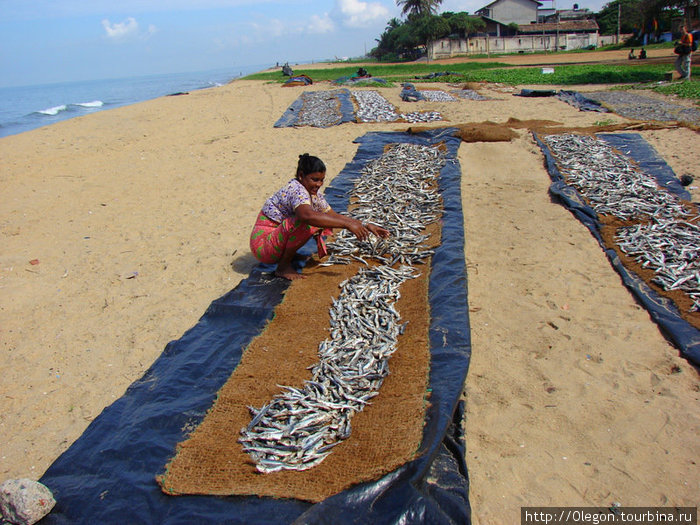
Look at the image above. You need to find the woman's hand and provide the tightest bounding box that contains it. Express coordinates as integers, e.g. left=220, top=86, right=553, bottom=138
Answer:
left=366, top=223, right=390, bottom=239
left=347, top=219, right=370, bottom=241
left=348, top=220, right=390, bottom=241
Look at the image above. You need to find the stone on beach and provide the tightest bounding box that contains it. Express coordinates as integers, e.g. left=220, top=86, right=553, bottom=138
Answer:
left=0, top=479, right=55, bottom=525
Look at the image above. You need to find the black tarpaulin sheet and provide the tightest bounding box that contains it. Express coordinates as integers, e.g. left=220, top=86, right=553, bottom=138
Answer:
left=273, top=89, right=356, bottom=128
left=38, top=127, right=472, bottom=524
left=535, top=132, right=700, bottom=366
left=555, top=90, right=609, bottom=112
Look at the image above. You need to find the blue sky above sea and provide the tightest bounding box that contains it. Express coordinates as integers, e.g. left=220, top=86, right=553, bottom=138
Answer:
left=0, top=0, right=609, bottom=89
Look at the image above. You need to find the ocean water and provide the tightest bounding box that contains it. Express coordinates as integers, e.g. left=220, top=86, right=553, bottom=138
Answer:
left=0, top=64, right=269, bottom=138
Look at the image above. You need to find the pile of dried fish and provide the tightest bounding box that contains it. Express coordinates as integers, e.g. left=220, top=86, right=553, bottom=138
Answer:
left=296, top=90, right=344, bottom=127
left=420, top=90, right=457, bottom=102
left=544, top=133, right=699, bottom=314
left=238, top=265, right=415, bottom=473
left=581, top=91, right=700, bottom=124
left=615, top=218, right=700, bottom=312
left=543, top=134, right=690, bottom=221
left=352, top=90, right=398, bottom=122
left=239, top=142, right=446, bottom=472
left=325, top=142, right=445, bottom=266
left=451, top=89, right=488, bottom=101
left=352, top=90, right=443, bottom=124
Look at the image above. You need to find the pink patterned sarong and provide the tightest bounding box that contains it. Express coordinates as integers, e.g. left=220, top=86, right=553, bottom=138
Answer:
left=249, top=213, right=330, bottom=264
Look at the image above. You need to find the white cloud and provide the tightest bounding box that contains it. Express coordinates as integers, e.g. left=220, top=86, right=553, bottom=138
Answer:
left=101, top=17, right=157, bottom=40
left=307, top=14, right=336, bottom=34
left=333, top=0, right=389, bottom=28
left=102, top=17, right=139, bottom=38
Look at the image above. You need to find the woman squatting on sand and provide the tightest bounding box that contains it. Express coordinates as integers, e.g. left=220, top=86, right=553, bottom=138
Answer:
left=250, top=154, right=390, bottom=280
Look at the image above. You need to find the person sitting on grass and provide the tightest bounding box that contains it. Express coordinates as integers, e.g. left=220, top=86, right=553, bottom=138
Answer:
left=639, top=47, right=647, bottom=59
left=628, top=48, right=636, bottom=60
left=249, top=154, right=390, bottom=280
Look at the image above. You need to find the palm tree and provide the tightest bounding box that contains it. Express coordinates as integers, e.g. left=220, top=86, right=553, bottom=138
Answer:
left=396, top=0, right=443, bottom=18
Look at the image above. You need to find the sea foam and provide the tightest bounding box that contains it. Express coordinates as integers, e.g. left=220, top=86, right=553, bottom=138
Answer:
left=74, top=100, right=104, bottom=108
left=38, top=105, right=67, bottom=116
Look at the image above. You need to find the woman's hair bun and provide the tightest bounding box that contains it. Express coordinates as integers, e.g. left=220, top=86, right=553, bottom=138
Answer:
left=296, top=154, right=326, bottom=178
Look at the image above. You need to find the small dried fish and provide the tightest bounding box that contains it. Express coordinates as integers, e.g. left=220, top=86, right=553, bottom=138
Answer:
left=543, top=133, right=699, bottom=313
left=239, top=142, right=446, bottom=472
left=351, top=90, right=443, bottom=124
left=616, top=217, right=700, bottom=312
left=543, top=134, right=691, bottom=221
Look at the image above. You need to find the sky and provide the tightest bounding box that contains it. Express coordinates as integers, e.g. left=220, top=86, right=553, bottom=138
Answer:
left=0, top=0, right=609, bottom=87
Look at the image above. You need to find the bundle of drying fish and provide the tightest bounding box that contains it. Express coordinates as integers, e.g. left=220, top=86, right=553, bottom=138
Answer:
left=238, top=264, right=416, bottom=473
left=352, top=90, right=443, bottom=124
left=296, top=90, right=344, bottom=128
left=615, top=217, right=700, bottom=312
left=352, top=90, right=399, bottom=122
left=325, top=142, right=445, bottom=267
left=451, top=89, right=488, bottom=101
left=239, top=142, right=445, bottom=473
left=420, top=90, right=457, bottom=102
left=543, top=133, right=699, bottom=313
left=542, top=134, right=690, bottom=221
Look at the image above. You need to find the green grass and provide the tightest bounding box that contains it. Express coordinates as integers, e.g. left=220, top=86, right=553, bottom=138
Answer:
left=243, top=62, right=508, bottom=83
left=617, top=77, right=700, bottom=104
left=243, top=60, right=699, bottom=102
left=461, top=63, right=675, bottom=85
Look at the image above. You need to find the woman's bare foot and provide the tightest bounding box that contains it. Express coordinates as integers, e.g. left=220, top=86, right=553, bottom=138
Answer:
left=275, top=264, right=305, bottom=280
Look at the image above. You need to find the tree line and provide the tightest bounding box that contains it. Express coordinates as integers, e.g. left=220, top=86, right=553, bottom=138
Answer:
left=369, top=0, right=688, bottom=60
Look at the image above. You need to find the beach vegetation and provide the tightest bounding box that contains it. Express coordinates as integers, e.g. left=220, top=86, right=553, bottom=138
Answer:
left=244, top=62, right=505, bottom=83
left=246, top=62, right=697, bottom=103
left=443, top=11, right=487, bottom=38
left=397, top=0, right=443, bottom=18
left=594, top=0, right=683, bottom=42
left=616, top=78, right=700, bottom=104
left=460, top=63, right=673, bottom=85
left=369, top=10, right=484, bottom=62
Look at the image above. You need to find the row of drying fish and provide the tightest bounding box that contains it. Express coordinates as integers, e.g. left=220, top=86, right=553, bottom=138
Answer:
left=420, top=90, right=457, bottom=102
left=615, top=218, right=700, bottom=312
left=543, top=133, right=699, bottom=313
left=295, top=90, right=344, bottom=128
left=451, top=89, right=489, bottom=101
left=239, top=142, right=447, bottom=472
left=351, top=90, right=443, bottom=124
left=542, top=134, right=691, bottom=221
left=239, top=265, right=415, bottom=472
left=325, top=142, right=445, bottom=266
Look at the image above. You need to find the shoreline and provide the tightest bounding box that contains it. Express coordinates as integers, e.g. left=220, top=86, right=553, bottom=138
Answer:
left=1, top=66, right=699, bottom=522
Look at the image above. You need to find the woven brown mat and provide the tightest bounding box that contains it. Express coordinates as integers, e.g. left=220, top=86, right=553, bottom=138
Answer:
left=157, top=227, right=437, bottom=502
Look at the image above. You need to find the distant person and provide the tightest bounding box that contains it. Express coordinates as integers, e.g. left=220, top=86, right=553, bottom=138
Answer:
left=628, top=48, right=636, bottom=59
left=639, top=47, right=647, bottom=59
left=674, top=25, right=693, bottom=80
left=353, top=67, right=370, bottom=78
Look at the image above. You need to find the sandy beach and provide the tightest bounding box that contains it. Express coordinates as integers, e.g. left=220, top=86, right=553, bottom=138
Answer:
left=1, top=55, right=699, bottom=523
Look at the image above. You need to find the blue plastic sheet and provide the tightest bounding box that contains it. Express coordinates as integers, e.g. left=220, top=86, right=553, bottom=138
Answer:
left=535, top=132, right=700, bottom=366
left=273, top=89, right=356, bottom=128
left=39, top=127, right=473, bottom=524
left=556, top=90, right=609, bottom=112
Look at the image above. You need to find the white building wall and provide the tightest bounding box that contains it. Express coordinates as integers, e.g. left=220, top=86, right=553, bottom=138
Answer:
left=429, top=32, right=599, bottom=59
